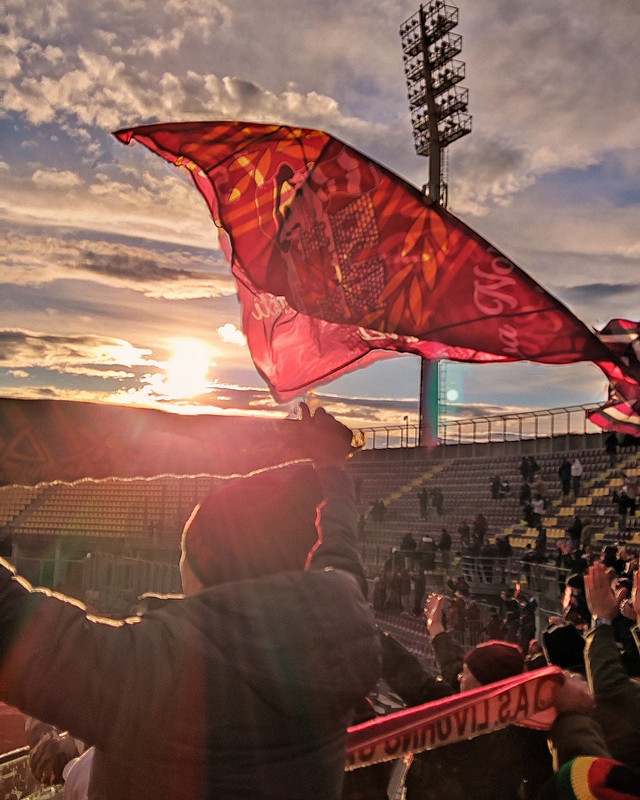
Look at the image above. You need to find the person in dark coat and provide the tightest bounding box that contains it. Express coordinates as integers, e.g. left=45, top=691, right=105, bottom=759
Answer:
left=418, top=487, right=428, bottom=520
left=438, top=527, right=452, bottom=571
left=0, top=406, right=381, bottom=800
left=558, top=459, right=572, bottom=496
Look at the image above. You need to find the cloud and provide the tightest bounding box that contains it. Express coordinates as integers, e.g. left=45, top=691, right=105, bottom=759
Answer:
left=0, top=329, right=153, bottom=372
left=217, top=323, right=246, bottom=346
left=31, top=168, right=82, bottom=187
left=1, top=230, right=236, bottom=299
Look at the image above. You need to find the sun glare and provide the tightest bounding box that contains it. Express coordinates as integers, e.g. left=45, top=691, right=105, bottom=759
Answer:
left=163, top=338, right=213, bottom=399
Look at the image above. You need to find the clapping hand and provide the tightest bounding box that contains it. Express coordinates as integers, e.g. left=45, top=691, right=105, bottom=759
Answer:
left=584, top=563, right=619, bottom=622
left=424, top=594, right=446, bottom=637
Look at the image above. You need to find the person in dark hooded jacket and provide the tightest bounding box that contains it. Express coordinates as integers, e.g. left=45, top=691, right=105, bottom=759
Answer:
left=0, top=405, right=380, bottom=800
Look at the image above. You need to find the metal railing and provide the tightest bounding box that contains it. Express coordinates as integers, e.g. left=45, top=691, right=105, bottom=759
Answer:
left=356, top=403, right=603, bottom=452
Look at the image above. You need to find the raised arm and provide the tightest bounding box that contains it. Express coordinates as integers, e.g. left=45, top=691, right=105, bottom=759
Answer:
left=298, top=406, right=366, bottom=588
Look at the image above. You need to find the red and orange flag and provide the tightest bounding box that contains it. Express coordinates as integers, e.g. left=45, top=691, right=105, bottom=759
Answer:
left=115, top=122, right=639, bottom=431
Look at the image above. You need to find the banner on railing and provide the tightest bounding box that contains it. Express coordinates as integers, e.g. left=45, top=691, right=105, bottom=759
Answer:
left=346, top=666, right=562, bottom=770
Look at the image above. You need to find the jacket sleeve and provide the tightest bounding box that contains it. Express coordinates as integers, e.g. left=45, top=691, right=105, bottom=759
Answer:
left=380, top=632, right=454, bottom=706
left=584, top=623, right=640, bottom=769
left=547, top=713, right=610, bottom=771
left=585, top=624, right=640, bottom=709
left=0, top=558, right=179, bottom=749
left=431, top=631, right=465, bottom=690
left=306, top=467, right=367, bottom=590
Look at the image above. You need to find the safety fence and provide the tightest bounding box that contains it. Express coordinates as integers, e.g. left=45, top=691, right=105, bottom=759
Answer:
left=357, top=403, right=604, bottom=453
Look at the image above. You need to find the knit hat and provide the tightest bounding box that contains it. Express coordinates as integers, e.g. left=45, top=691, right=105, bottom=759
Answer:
left=181, top=462, right=322, bottom=587
left=555, top=757, right=640, bottom=800
left=463, top=640, right=524, bottom=685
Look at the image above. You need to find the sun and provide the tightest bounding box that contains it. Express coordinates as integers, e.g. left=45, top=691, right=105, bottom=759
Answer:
left=163, top=338, right=213, bottom=399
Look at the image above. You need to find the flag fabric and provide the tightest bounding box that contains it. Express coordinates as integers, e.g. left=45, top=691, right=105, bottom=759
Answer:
left=0, top=398, right=307, bottom=485
left=346, top=666, right=563, bottom=770
left=589, top=319, right=640, bottom=436
left=114, top=122, right=639, bottom=429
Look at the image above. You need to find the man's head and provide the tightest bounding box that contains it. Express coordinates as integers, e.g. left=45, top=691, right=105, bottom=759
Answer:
left=459, top=640, right=524, bottom=691
left=180, top=462, right=322, bottom=593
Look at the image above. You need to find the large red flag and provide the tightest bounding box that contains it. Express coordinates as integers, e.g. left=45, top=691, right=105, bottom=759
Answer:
left=114, top=122, right=639, bottom=428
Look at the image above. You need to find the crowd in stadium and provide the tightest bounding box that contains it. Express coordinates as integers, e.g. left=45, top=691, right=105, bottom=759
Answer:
left=0, top=409, right=639, bottom=799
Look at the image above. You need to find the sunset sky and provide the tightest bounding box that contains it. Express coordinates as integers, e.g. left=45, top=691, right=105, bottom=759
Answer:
left=2, top=0, right=639, bottom=433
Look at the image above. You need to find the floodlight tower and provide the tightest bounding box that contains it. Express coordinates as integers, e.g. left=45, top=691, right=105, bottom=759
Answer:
left=400, top=1, right=472, bottom=447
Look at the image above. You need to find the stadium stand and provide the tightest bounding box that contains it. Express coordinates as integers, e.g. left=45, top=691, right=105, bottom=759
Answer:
left=0, top=437, right=637, bottom=616
left=347, top=444, right=640, bottom=566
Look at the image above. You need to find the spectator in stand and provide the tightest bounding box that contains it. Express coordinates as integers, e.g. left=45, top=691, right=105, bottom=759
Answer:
left=371, top=575, right=386, bottom=613
left=484, top=607, right=504, bottom=640
left=613, top=483, right=637, bottom=534
left=400, top=569, right=412, bottom=614
left=472, top=512, right=488, bottom=546
left=412, top=570, right=427, bottom=617
left=561, top=572, right=591, bottom=630
left=25, top=718, right=84, bottom=788
left=465, top=599, right=482, bottom=640
left=520, top=480, right=533, bottom=505
left=527, top=455, right=540, bottom=483
left=387, top=569, right=403, bottom=612
left=401, top=532, right=417, bottom=552
left=602, top=545, right=626, bottom=576
left=432, top=487, right=444, bottom=516
left=558, top=459, right=572, bottom=497
left=438, top=527, right=452, bottom=571
left=501, top=610, right=521, bottom=644
left=417, top=487, right=428, bottom=520
left=400, top=532, right=417, bottom=569
left=448, top=593, right=467, bottom=635
left=417, top=535, right=436, bottom=571
left=518, top=611, right=537, bottom=656
left=566, top=515, right=584, bottom=550
left=571, top=457, right=584, bottom=496
left=584, top=562, right=640, bottom=772
left=531, top=474, right=548, bottom=505
left=520, top=456, right=529, bottom=483
left=523, top=501, right=537, bottom=528
left=499, top=588, right=521, bottom=618
left=480, top=539, right=498, bottom=583
left=457, top=521, right=471, bottom=551
left=447, top=575, right=470, bottom=598
left=383, top=548, right=403, bottom=579
left=532, top=493, right=546, bottom=529
left=495, top=535, right=513, bottom=582
left=496, top=534, right=513, bottom=560
left=605, top=432, right=619, bottom=469
left=0, top=405, right=380, bottom=800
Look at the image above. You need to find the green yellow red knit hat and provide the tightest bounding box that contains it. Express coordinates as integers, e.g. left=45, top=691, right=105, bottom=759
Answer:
left=555, top=757, right=640, bottom=800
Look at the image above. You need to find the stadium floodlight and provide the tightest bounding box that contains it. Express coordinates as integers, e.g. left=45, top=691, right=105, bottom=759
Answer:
left=400, top=1, right=472, bottom=205
left=400, top=1, right=472, bottom=446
